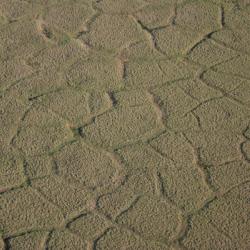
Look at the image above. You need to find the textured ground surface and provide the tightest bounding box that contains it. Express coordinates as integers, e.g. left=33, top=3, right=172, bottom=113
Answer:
left=0, top=0, right=250, bottom=249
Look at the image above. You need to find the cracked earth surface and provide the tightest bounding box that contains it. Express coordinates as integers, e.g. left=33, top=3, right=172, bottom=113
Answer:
left=0, top=0, right=250, bottom=249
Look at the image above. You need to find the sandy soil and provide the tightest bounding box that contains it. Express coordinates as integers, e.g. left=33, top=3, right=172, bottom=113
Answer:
left=0, top=0, right=250, bottom=249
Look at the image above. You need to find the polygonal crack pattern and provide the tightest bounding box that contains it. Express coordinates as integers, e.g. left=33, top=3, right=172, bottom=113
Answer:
left=0, top=0, right=249, bottom=249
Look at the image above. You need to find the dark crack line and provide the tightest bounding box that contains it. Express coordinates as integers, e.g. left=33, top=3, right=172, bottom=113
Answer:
left=220, top=5, right=225, bottom=28
left=130, top=15, right=169, bottom=58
